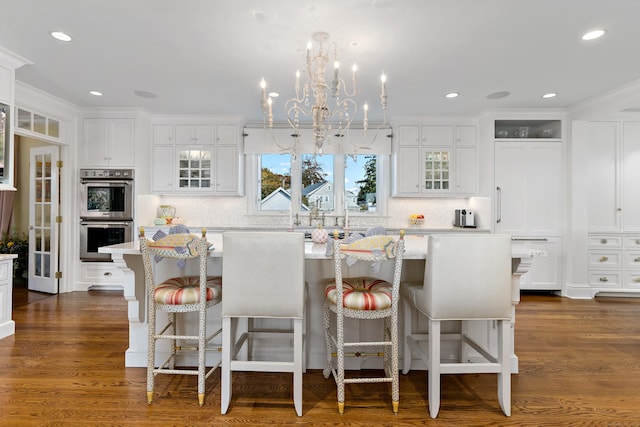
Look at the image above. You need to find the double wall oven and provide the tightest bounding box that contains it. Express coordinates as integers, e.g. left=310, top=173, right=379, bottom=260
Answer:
left=79, top=168, right=134, bottom=261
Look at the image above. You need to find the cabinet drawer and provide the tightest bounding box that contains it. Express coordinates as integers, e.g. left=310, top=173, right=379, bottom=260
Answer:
left=624, top=251, right=640, bottom=269
left=589, top=271, right=621, bottom=287
left=0, top=261, right=9, bottom=282
left=624, top=271, right=640, bottom=289
left=588, top=235, right=623, bottom=248
left=588, top=250, right=622, bottom=268
left=624, top=235, right=640, bottom=249
left=81, top=263, right=123, bottom=283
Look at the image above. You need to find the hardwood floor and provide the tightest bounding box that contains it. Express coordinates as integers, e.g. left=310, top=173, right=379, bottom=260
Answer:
left=1, top=289, right=640, bottom=426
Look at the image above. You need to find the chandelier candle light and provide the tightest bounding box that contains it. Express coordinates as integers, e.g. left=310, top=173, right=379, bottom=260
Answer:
left=260, top=31, right=388, bottom=152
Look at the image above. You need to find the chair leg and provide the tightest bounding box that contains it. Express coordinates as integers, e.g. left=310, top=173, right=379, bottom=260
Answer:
left=146, top=299, right=156, bottom=404
left=336, top=308, right=345, bottom=414
left=322, top=302, right=333, bottom=379
left=221, top=317, right=232, bottom=414
left=497, top=319, right=512, bottom=416
left=168, top=312, right=176, bottom=370
left=197, top=307, right=206, bottom=407
left=427, top=319, right=441, bottom=419
left=402, top=297, right=412, bottom=375
left=293, top=318, right=303, bottom=417
left=391, top=312, right=399, bottom=414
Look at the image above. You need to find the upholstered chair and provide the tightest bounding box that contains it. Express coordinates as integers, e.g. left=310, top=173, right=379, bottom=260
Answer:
left=221, top=231, right=306, bottom=416
left=323, top=231, right=405, bottom=414
left=139, top=227, right=222, bottom=406
left=402, top=233, right=512, bottom=418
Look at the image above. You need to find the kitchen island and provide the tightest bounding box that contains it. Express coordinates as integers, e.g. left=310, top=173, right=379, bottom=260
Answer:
left=0, top=254, right=17, bottom=340
left=100, top=233, right=544, bottom=372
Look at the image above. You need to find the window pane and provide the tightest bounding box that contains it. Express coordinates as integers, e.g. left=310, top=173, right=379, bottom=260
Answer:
left=302, top=154, right=333, bottom=212
left=260, top=153, right=292, bottom=211
left=347, top=155, right=377, bottom=212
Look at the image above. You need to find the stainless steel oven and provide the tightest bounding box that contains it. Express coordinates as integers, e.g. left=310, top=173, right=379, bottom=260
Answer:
left=80, top=169, right=134, bottom=220
left=80, top=220, right=133, bottom=261
left=80, top=168, right=135, bottom=261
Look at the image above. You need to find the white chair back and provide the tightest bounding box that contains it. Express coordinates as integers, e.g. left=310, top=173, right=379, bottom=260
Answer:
left=423, top=234, right=512, bottom=320
left=222, top=231, right=305, bottom=319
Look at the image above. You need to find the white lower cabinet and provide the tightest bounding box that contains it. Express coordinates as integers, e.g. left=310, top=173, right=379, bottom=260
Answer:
left=512, top=237, right=562, bottom=291
left=80, top=262, right=124, bottom=290
left=0, top=257, right=15, bottom=339
left=588, top=234, right=640, bottom=294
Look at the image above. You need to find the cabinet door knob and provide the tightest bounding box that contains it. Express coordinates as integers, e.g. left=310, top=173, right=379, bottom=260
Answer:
left=104, top=272, right=112, bottom=276
left=635, top=278, right=640, bottom=283
left=599, top=256, right=609, bottom=262
left=636, top=239, right=640, bottom=245
left=635, top=257, right=640, bottom=262
left=601, top=239, right=608, bottom=244
left=599, top=277, right=609, bottom=282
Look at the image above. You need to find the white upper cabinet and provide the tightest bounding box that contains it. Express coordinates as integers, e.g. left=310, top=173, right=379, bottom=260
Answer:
left=175, top=125, right=215, bottom=145
left=392, top=123, right=477, bottom=197
left=588, top=121, right=640, bottom=233
left=82, top=118, right=135, bottom=167
left=151, top=122, right=242, bottom=195
left=587, top=122, right=620, bottom=232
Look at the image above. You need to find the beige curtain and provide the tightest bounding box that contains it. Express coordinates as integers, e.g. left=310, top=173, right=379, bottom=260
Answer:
left=0, top=190, right=14, bottom=238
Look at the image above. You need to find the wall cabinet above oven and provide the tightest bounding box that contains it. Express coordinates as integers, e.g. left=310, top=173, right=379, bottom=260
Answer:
left=82, top=118, right=135, bottom=168
left=151, top=122, right=243, bottom=195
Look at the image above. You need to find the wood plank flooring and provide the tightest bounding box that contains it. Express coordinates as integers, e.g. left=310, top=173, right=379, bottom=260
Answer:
left=1, top=289, right=640, bottom=426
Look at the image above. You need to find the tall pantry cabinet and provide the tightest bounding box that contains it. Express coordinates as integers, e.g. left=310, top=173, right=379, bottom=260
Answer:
left=494, top=119, right=563, bottom=291
left=587, top=121, right=640, bottom=294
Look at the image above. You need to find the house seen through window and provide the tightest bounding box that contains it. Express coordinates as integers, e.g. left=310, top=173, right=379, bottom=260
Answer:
left=259, top=153, right=378, bottom=215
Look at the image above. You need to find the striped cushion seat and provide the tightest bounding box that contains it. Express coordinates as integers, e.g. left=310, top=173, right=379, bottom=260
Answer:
left=325, top=277, right=393, bottom=310
left=154, top=276, right=222, bottom=305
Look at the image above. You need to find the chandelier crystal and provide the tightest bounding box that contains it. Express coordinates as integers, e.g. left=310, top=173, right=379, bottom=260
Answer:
left=260, top=31, right=388, bottom=152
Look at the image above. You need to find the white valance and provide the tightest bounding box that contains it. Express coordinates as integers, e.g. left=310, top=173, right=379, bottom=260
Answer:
left=243, top=124, right=393, bottom=155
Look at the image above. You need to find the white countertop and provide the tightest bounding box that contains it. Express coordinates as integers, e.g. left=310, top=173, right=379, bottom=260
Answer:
left=0, top=254, right=18, bottom=261
left=99, top=233, right=545, bottom=261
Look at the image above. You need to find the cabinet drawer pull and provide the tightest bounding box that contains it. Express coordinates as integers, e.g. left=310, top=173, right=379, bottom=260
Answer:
left=601, top=238, right=608, bottom=244
left=599, top=256, right=609, bottom=262
left=104, top=272, right=112, bottom=276
left=635, top=257, right=640, bottom=262
left=599, top=277, right=609, bottom=282
left=635, top=278, right=640, bottom=283
left=636, top=239, right=640, bottom=245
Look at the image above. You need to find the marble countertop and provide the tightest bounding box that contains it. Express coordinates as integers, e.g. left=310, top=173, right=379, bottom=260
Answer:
left=0, top=254, right=18, bottom=261
left=100, top=233, right=545, bottom=261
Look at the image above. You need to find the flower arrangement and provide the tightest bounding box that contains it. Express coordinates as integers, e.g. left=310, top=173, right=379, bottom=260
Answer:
left=0, top=232, right=29, bottom=276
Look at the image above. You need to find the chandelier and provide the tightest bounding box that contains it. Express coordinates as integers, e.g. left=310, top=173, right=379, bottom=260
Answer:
left=260, top=31, right=388, bottom=152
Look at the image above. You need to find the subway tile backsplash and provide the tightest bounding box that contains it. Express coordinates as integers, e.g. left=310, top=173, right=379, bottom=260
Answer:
left=137, top=194, right=491, bottom=231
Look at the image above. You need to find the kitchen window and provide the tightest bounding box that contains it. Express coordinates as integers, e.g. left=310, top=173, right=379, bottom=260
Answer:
left=244, top=126, right=391, bottom=219
left=254, top=153, right=386, bottom=218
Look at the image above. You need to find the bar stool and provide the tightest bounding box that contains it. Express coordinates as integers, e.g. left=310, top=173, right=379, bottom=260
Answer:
left=402, top=233, right=512, bottom=418
left=221, top=231, right=306, bottom=416
left=322, top=231, right=405, bottom=414
left=139, top=228, right=222, bottom=406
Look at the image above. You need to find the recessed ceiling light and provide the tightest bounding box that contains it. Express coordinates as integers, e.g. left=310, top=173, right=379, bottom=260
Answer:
left=542, top=92, right=557, bottom=99
left=582, top=29, right=606, bottom=41
left=487, top=91, right=510, bottom=99
left=268, top=92, right=279, bottom=98
left=89, top=90, right=103, bottom=96
left=350, top=40, right=360, bottom=48
left=134, top=90, right=157, bottom=99
left=50, top=31, right=72, bottom=42
left=445, top=92, right=459, bottom=99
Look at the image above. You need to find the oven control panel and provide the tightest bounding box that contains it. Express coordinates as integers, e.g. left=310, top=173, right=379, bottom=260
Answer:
left=80, top=168, right=134, bottom=179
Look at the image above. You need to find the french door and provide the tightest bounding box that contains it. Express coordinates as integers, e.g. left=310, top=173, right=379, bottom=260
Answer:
left=28, top=146, right=60, bottom=293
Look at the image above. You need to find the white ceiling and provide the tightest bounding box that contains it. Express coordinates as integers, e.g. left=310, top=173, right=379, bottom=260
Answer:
left=2, top=0, right=640, bottom=122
